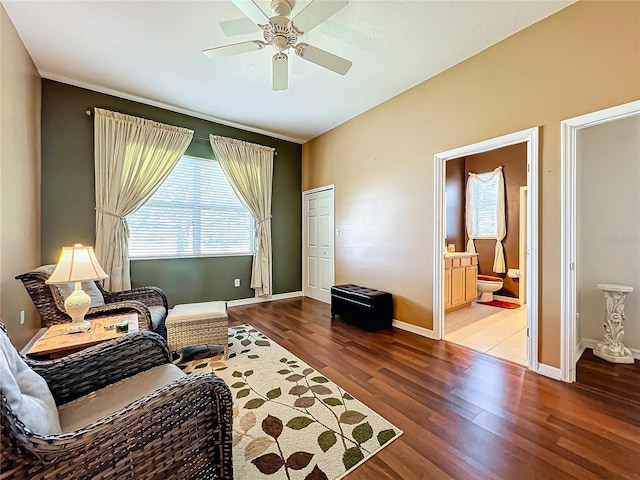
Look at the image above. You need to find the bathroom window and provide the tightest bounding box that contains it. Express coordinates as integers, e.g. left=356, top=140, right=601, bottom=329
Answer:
left=468, top=171, right=499, bottom=238
left=466, top=166, right=506, bottom=272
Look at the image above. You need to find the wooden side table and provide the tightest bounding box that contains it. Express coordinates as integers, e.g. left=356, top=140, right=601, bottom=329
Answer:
left=26, top=313, right=138, bottom=359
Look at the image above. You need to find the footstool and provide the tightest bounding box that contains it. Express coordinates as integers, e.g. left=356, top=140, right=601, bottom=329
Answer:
left=330, top=284, right=393, bottom=331
left=166, top=301, right=229, bottom=358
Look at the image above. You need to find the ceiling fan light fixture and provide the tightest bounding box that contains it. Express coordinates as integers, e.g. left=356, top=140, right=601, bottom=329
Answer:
left=273, top=35, right=290, bottom=52
left=204, top=0, right=352, bottom=90
left=260, top=18, right=301, bottom=50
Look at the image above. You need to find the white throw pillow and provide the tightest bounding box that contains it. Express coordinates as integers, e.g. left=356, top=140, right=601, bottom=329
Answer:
left=0, top=328, right=61, bottom=435
left=57, top=281, right=105, bottom=308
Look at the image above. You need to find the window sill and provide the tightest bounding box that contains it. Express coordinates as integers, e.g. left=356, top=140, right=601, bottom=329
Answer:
left=131, top=253, right=254, bottom=261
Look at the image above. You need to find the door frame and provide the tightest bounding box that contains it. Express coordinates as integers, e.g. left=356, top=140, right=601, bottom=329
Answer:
left=560, top=100, right=640, bottom=383
left=301, top=184, right=335, bottom=303
left=519, top=186, right=527, bottom=305
left=433, top=127, right=539, bottom=371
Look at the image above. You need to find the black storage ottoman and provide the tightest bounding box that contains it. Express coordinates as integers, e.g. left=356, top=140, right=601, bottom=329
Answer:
left=330, top=284, right=393, bottom=331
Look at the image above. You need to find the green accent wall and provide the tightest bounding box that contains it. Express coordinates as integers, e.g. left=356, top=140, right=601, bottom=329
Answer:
left=41, top=80, right=302, bottom=306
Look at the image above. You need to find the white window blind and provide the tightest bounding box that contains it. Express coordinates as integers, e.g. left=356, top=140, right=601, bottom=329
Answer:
left=128, top=155, right=254, bottom=259
left=470, top=172, right=499, bottom=238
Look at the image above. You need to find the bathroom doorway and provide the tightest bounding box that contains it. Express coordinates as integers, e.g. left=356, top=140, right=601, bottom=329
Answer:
left=433, top=127, right=540, bottom=371
left=443, top=144, right=528, bottom=365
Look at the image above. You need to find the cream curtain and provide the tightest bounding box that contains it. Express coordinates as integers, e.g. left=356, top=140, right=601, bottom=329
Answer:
left=465, top=166, right=506, bottom=273
left=465, top=186, right=477, bottom=254
left=493, top=167, right=506, bottom=273
left=94, top=108, right=193, bottom=291
left=209, top=135, right=274, bottom=297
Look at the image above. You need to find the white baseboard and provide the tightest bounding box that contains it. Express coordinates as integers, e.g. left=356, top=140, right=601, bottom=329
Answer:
left=536, top=363, right=563, bottom=381
left=228, top=291, right=303, bottom=307
left=392, top=319, right=438, bottom=339
left=493, top=294, right=520, bottom=304
left=581, top=337, right=640, bottom=360
left=272, top=291, right=304, bottom=300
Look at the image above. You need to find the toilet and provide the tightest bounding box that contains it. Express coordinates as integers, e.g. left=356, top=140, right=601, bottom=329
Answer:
left=477, top=275, right=504, bottom=302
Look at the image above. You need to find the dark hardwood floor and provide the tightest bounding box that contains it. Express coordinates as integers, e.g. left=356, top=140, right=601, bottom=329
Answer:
left=574, top=348, right=640, bottom=407
left=228, top=297, right=640, bottom=480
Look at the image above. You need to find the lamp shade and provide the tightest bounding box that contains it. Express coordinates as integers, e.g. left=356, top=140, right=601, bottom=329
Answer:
left=46, top=244, right=108, bottom=284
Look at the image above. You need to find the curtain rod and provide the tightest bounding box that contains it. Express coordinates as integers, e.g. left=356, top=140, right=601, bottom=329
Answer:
left=85, top=109, right=277, bottom=154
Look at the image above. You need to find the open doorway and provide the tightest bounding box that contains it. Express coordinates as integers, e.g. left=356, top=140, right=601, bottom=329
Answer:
left=434, top=127, right=539, bottom=372
left=561, top=100, right=640, bottom=383
left=442, top=144, right=528, bottom=365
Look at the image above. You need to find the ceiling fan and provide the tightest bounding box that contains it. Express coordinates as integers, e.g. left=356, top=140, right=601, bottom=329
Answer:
left=203, top=0, right=352, bottom=91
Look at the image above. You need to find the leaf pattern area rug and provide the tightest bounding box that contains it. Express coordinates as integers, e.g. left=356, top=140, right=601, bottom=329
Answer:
left=179, top=324, right=402, bottom=480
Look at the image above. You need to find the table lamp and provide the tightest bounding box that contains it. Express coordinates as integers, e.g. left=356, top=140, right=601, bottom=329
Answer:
left=45, top=244, right=108, bottom=333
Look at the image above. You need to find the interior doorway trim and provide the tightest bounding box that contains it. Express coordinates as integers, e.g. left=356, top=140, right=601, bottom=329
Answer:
left=560, top=100, right=640, bottom=383
left=302, top=184, right=335, bottom=304
left=518, top=186, right=528, bottom=305
left=433, top=127, right=539, bottom=371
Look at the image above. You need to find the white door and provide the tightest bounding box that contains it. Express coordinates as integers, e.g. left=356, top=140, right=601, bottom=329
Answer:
left=302, top=186, right=334, bottom=303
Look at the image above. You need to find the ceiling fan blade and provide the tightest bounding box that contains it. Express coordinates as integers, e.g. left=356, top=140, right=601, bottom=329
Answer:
left=202, top=41, right=263, bottom=60
left=292, top=0, right=348, bottom=34
left=220, top=17, right=261, bottom=36
left=295, top=43, right=352, bottom=75
left=229, top=0, right=268, bottom=26
left=273, top=53, right=288, bottom=91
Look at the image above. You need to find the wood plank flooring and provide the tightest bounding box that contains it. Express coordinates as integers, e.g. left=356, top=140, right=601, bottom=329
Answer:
left=228, top=297, right=640, bottom=480
left=574, top=348, right=640, bottom=407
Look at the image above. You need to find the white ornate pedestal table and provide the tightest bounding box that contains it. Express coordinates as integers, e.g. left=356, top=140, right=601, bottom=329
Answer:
left=594, top=283, right=635, bottom=364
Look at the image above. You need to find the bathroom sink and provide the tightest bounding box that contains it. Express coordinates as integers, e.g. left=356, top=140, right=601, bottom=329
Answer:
left=444, top=252, right=477, bottom=257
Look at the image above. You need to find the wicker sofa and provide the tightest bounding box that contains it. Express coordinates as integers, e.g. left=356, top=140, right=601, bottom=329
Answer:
left=0, top=321, right=233, bottom=479
left=16, top=264, right=169, bottom=339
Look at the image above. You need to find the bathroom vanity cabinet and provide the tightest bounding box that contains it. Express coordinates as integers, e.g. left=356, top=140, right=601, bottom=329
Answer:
left=444, top=253, right=478, bottom=312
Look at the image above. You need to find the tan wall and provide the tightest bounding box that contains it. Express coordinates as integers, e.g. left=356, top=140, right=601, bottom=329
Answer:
left=577, top=115, right=640, bottom=350
left=302, top=1, right=640, bottom=367
left=1, top=5, right=42, bottom=348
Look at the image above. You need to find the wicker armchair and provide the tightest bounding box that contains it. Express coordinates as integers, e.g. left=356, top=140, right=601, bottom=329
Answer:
left=0, top=322, right=233, bottom=479
left=16, top=264, right=168, bottom=339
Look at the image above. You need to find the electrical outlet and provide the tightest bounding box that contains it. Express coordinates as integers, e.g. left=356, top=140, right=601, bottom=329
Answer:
left=20, top=310, right=25, bottom=325
left=234, top=278, right=240, bottom=287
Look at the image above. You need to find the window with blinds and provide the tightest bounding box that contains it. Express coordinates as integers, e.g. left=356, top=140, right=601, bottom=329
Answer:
left=470, top=172, right=498, bottom=238
left=128, top=155, right=254, bottom=259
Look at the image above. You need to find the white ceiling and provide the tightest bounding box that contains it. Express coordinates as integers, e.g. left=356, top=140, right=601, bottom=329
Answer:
left=3, top=0, right=572, bottom=143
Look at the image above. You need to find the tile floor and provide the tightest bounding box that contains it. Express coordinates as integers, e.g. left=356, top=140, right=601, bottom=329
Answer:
left=445, top=302, right=528, bottom=366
